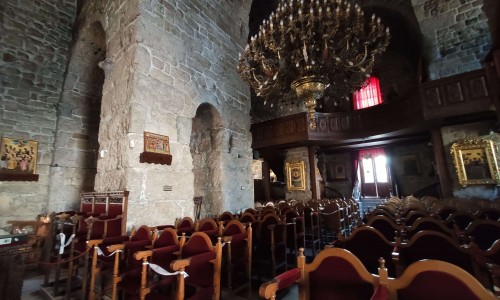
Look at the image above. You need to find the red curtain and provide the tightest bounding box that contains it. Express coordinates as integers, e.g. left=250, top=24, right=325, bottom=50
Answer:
left=353, top=76, right=383, bottom=110
left=359, top=148, right=385, bottom=160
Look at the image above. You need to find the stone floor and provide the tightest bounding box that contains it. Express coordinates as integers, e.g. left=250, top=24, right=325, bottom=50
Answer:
left=21, top=267, right=298, bottom=300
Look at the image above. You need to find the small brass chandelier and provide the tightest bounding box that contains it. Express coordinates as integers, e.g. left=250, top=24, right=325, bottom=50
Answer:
left=237, top=0, right=390, bottom=129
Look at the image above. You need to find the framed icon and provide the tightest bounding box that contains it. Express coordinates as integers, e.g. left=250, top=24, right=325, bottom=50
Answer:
left=286, top=160, right=306, bottom=191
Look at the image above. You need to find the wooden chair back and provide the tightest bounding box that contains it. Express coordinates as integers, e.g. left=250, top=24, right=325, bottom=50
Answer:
left=462, top=219, right=500, bottom=250
left=380, top=259, right=496, bottom=300
left=259, top=247, right=382, bottom=300
left=365, top=215, right=401, bottom=242
left=335, top=226, right=396, bottom=277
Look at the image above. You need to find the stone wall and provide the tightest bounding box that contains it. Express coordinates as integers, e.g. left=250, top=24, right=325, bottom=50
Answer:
left=412, top=0, right=492, bottom=80
left=389, top=142, right=437, bottom=196
left=112, top=0, right=254, bottom=226
left=0, top=0, right=77, bottom=226
left=319, top=152, right=354, bottom=199
left=441, top=120, right=500, bottom=200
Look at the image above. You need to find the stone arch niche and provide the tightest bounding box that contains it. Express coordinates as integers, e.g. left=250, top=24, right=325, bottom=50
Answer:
left=49, top=21, right=106, bottom=211
left=190, top=103, right=224, bottom=218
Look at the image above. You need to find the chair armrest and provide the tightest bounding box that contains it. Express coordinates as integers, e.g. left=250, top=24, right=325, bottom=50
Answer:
left=171, top=258, right=191, bottom=271
left=259, top=268, right=301, bottom=299
left=135, top=250, right=153, bottom=261
left=87, top=239, right=104, bottom=248
left=107, top=243, right=125, bottom=252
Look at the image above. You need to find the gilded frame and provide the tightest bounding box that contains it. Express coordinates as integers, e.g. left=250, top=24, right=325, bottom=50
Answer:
left=286, top=160, right=306, bottom=191
left=450, top=139, right=500, bottom=187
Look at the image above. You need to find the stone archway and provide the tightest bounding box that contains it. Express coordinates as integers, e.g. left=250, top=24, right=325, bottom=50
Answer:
left=190, top=103, right=224, bottom=218
left=49, top=21, right=106, bottom=211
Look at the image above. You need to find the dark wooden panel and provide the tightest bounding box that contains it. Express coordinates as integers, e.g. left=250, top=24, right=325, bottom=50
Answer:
left=421, top=69, right=493, bottom=119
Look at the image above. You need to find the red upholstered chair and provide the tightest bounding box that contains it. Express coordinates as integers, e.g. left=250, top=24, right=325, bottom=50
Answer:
left=107, top=225, right=155, bottom=300
left=179, top=232, right=222, bottom=300
left=194, top=218, right=220, bottom=242
left=445, top=211, right=475, bottom=232
left=402, top=210, right=428, bottom=226
left=334, top=226, right=397, bottom=277
left=220, top=220, right=252, bottom=295
left=474, top=208, right=500, bottom=221
left=393, top=230, right=475, bottom=278
left=461, top=219, right=500, bottom=250
left=217, top=211, right=235, bottom=225
left=259, top=248, right=383, bottom=300
left=253, top=213, right=287, bottom=280
left=239, top=211, right=257, bottom=224
left=303, top=207, right=322, bottom=259
left=402, top=216, right=457, bottom=241
left=114, top=228, right=186, bottom=300
left=382, top=259, right=496, bottom=300
left=176, top=217, right=196, bottom=236
left=365, top=215, right=401, bottom=242
left=320, top=209, right=342, bottom=246
left=134, top=251, right=190, bottom=300
left=469, top=239, right=500, bottom=294
left=285, top=212, right=305, bottom=264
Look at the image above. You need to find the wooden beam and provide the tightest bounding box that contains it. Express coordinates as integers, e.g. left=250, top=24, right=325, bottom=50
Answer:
left=308, top=146, right=319, bottom=200
left=431, top=129, right=453, bottom=198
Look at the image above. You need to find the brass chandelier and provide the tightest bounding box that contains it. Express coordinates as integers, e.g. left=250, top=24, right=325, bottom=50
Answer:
left=237, top=0, right=390, bottom=129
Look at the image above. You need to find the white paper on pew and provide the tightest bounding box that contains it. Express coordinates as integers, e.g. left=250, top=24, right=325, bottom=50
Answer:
left=58, top=233, right=75, bottom=255
left=96, top=247, right=122, bottom=257
left=147, top=262, right=189, bottom=278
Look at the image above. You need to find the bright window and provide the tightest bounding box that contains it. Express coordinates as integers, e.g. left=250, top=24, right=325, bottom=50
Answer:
left=353, top=76, right=383, bottom=110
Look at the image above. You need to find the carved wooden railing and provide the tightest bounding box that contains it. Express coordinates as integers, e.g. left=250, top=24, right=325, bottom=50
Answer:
left=420, top=69, right=493, bottom=120
left=251, top=94, right=423, bottom=149
left=252, top=69, right=496, bottom=149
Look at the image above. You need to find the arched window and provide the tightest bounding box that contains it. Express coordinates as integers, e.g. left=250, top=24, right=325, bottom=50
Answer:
left=353, top=76, right=383, bottom=110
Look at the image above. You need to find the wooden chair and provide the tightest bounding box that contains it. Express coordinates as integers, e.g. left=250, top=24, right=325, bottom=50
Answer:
left=303, top=207, right=321, bottom=259
left=283, top=210, right=305, bottom=264
left=178, top=232, right=222, bottom=300
left=445, top=211, right=475, bottom=232
left=402, top=210, right=429, bottom=226
left=319, top=207, right=342, bottom=246
left=335, top=226, right=397, bottom=277
left=461, top=219, right=500, bottom=250
left=401, top=216, right=457, bottom=241
left=254, top=213, right=287, bottom=280
left=134, top=251, right=189, bottom=300
left=115, top=228, right=186, bottom=300
left=259, top=248, right=383, bottom=300
left=195, top=218, right=220, bottom=242
left=393, top=230, right=475, bottom=277
left=107, top=225, right=155, bottom=300
left=217, top=211, right=235, bottom=225
left=470, top=239, right=500, bottom=294
left=474, top=208, right=500, bottom=221
left=220, top=220, right=253, bottom=295
left=365, top=215, right=401, bottom=242
left=380, top=259, right=496, bottom=300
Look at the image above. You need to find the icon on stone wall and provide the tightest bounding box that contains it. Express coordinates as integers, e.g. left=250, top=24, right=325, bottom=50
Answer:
left=450, top=139, right=500, bottom=187
left=140, top=132, right=172, bottom=165
left=0, top=136, right=38, bottom=176
left=286, top=160, right=306, bottom=191
left=144, top=132, right=170, bottom=155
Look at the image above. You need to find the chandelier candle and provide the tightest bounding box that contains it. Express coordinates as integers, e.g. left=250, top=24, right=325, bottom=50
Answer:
left=237, top=0, right=390, bottom=129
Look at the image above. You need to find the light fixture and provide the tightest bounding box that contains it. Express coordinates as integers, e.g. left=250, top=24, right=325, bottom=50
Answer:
left=237, top=0, right=390, bottom=129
